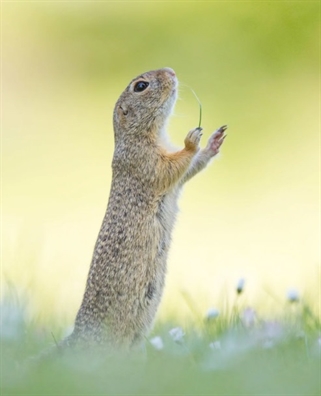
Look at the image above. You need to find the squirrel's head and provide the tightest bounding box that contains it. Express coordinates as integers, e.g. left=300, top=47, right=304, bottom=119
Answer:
left=113, top=68, right=178, bottom=141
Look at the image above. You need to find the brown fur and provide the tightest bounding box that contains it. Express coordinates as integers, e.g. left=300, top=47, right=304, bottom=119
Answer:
left=64, top=67, right=227, bottom=350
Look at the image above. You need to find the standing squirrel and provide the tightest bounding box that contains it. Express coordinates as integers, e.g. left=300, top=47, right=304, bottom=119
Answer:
left=65, top=67, right=227, bottom=350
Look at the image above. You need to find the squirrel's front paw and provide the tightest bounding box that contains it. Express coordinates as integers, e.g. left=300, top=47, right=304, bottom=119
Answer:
left=205, top=125, right=227, bottom=157
left=184, top=127, right=203, bottom=152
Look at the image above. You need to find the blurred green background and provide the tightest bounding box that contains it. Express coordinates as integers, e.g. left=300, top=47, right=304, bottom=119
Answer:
left=2, top=1, right=319, bottom=326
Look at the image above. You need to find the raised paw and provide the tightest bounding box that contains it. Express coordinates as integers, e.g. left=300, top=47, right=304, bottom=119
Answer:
left=184, top=127, right=203, bottom=152
left=205, top=125, right=227, bottom=157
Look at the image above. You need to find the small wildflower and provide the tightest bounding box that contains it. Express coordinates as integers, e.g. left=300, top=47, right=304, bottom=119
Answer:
left=258, top=321, right=283, bottom=349
left=287, top=288, right=300, bottom=303
left=206, top=308, right=220, bottom=321
left=240, top=307, right=256, bottom=328
left=236, top=278, right=245, bottom=294
left=209, top=340, right=221, bottom=350
left=169, top=327, right=185, bottom=342
left=149, top=336, right=164, bottom=350
left=262, top=321, right=284, bottom=341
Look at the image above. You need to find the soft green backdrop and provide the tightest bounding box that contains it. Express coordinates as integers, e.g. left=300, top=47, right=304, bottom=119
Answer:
left=2, top=2, right=319, bottom=325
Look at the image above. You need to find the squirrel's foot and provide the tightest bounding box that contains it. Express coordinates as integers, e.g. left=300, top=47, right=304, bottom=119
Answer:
left=205, top=125, right=227, bottom=157
left=184, top=127, right=203, bottom=152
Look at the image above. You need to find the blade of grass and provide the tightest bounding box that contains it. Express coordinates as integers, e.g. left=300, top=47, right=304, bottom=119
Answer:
left=189, top=87, right=202, bottom=129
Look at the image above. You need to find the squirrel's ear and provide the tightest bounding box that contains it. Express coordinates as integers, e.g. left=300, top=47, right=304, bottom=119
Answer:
left=119, top=103, right=128, bottom=116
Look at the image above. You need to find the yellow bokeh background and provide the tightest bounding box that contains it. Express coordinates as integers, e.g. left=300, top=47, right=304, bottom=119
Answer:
left=2, top=2, right=319, bottom=325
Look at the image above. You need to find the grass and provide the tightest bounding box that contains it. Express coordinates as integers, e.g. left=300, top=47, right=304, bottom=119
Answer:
left=1, top=284, right=320, bottom=396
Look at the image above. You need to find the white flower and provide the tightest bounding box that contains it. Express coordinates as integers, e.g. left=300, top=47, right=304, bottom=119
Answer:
left=206, top=308, right=220, bottom=320
left=236, top=278, right=245, bottom=294
left=287, top=288, right=300, bottom=302
left=169, top=327, right=185, bottom=342
left=262, top=320, right=284, bottom=340
left=149, top=336, right=164, bottom=350
left=240, top=307, right=256, bottom=328
left=209, top=340, right=221, bottom=350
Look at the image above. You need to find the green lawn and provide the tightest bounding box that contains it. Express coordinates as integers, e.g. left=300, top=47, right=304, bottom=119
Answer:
left=1, top=288, right=320, bottom=396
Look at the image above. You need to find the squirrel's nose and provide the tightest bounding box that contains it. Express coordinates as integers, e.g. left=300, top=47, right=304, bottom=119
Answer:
left=163, top=67, right=176, bottom=77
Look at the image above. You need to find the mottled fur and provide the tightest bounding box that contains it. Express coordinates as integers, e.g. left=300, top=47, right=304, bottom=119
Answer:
left=65, top=68, right=226, bottom=350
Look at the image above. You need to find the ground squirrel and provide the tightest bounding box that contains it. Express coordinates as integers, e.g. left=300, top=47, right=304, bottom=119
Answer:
left=64, top=67, right=227, bottom=351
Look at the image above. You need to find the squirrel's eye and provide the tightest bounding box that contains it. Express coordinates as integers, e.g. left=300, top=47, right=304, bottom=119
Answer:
left=134, top=81, right=149, bottom=92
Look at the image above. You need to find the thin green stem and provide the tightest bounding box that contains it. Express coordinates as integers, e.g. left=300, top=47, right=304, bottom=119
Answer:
left=189, top=88, right=202, bottom=128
